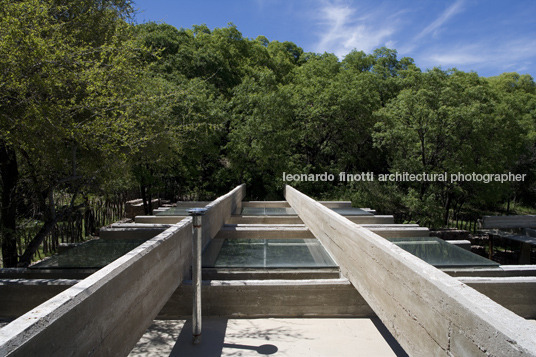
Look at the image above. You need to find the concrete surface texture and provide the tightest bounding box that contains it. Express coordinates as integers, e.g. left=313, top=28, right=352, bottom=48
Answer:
left=0, top=185, right=246, bottom=356
left=129, top=318, right=407, bottom=357
left=285, top=185, right=536, bottom=356
left=0, top=219, right=194, bottom=357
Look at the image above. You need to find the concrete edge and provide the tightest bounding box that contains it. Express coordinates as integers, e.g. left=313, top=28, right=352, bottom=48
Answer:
left=285, top=185, right=536, bottom=356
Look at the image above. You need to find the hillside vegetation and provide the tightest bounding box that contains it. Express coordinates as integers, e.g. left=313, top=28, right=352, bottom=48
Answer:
left=1, top=1, right=535, bottom=266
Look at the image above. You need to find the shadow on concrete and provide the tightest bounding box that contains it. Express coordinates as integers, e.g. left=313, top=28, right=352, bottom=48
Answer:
left=170, top=318, right=227, bottom=357
left=129, top=320, right=185, bottom=356
left=223, top=343, right=278, bottom=355
left=169, top=319, right=280, bottom=356
left=371, top=317, right=409, bottom=357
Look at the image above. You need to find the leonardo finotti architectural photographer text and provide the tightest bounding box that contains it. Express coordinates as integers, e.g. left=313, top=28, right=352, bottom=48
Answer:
left=282, top=172, right=527, bottom=184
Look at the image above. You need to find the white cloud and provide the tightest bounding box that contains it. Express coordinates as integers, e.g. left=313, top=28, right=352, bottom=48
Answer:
left=314, top=1, right=399, bottom=58
left=415, top=0, right=465, bottom=40
left=420, top=38, right=536, bottom=74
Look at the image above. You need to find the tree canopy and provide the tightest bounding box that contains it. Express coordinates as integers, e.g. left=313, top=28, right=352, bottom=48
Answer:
left=1, top=5, right=535, bottom=266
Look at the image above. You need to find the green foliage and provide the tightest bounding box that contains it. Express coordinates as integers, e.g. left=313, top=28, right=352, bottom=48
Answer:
left=2, top=10, right=536, bottom=266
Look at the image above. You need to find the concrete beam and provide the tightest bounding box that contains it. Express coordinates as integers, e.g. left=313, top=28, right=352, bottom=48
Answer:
left=0, top=219, right=193, bottom=357
left=0, top=280, right=76, bottom=319
left=366, top=227, right=429, bottom=238
left=158, top=278, right=373, bottom=319
left=135, top=215, right=186, bottom=224
left=319, top=201, right=353, bottom=208
left=226, top=214, right=395, bottom=225
left=242, top=201, right=291, bottom=208
left=285, top=185, right=536, bottom=357
left=110, top=223, right=173, bottom=229
left=240, top=201, right=352, bottom=208
left=0, top=268, right=96, bottom=280
left=227, top=215, right=304, bottom=224
left=202, top=184, right=246, bottom=248
left=444, top=265, right=536, bottom=277
left=201, top=268, right=340, bottom=280
left=458, top=277, right=536, bottom=319
left=215, top=225, right=314, bottom=239
left=100, top=227, right=166, bottom=240
left=347, top=215, right=395, bottom=224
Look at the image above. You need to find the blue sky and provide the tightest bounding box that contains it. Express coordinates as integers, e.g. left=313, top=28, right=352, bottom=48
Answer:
left=134, top=0, right=536, bottom=78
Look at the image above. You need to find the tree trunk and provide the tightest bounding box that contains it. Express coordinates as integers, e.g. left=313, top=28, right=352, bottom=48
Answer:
left=18, top=190, right=83, bottom=267
left=0, top=141, right=19, bottom=267
left=443, top=193, right=451, bottom=227
left=140, top=184, right=149, bottom=215
left=18, top=216, right=58, bottom=267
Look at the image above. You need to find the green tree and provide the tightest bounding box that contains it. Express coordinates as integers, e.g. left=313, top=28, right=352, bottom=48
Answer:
left=0, top=0, right=147, bottom=266
left=374, top=68, right=526, bottom=226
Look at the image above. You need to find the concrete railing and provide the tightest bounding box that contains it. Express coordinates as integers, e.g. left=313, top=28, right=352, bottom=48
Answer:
left=0, top=218, right=193, bottom=357
left=285, top=185, right=536, bottom=357
left=202, top=184, right=245, bottom=248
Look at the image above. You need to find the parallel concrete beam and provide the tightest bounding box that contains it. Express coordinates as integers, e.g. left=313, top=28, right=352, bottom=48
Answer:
left=135, top=215, right=186, bottom=224
left=0, top=279, right=76, bottom=319
left=215, top=225, right=314, bottom=239
left=366, top=227, right=429, bottom=238
left=346, top=215, right=395, bottom=224
left=445, top=265, right=536, bottom=277
left=285, top=185, right=536, bottom=357
left=242, top=201, right=291, bottom=208
left=100, top=227, right=166, bottom=240
left=158, top=278, right=372, bottom=319
left=227, top=215, right=303, bottom=224
left=459, top=277, right=536, bottom=319
left=0, top=219, right=193, bottom=357
left=202, top=184, right=246, bottom=248
left=240, top=201, right=352, bottom=208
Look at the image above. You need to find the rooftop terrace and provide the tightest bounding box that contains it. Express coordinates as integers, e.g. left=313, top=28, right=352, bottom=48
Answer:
left=1, top=184, right=536, bottom=356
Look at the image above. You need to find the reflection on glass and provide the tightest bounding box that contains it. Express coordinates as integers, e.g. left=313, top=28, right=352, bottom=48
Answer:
left=30, top=239, right=146, bottom=269
left=241, top=207, right=297, bottom=216
left=203, top=238, right=337, bottom=268
left=386, top=237, right=499, bottom=268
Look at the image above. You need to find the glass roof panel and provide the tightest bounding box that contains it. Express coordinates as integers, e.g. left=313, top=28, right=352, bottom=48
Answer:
left=386, top=237, right=499, bottom=268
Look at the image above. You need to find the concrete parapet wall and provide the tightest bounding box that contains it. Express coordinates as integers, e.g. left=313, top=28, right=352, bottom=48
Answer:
left=227, top=215, right=304, bottom=224
left=100, top=227, right=166, bottom=240
left=158, top=278, right=373, bottom=319
left=242, top=201, right=291, bottom=208
left=201, top=268, right=340, bottom=280
left=135, top=215, right=186, bottom=224
left=240, top=201, right=352, bottom=208
left=215, top=225, right=314, bottom=239
left=318, top=201, right=352, bottom=208
left=0, top=268, right=96, bottom=280
left=346, top=215, right=395, bottom=224
left=445, top=265, right=536, bottom=277
left=367, top=226, right=429, bottom=238
left=0, top=219, right=193, bottom=357
left=285, top=185, right=536, bottom=357
left=0, top=280, right=76, bottom=319
left=202, top=184, right=246, bottom=248
left=459, top=277, right=536, bottom=319
left=125, top=198, right=160, bottom=218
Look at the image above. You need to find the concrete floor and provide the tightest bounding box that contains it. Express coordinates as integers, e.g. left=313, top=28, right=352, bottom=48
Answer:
left=129, top=318, right=408, bottom=357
